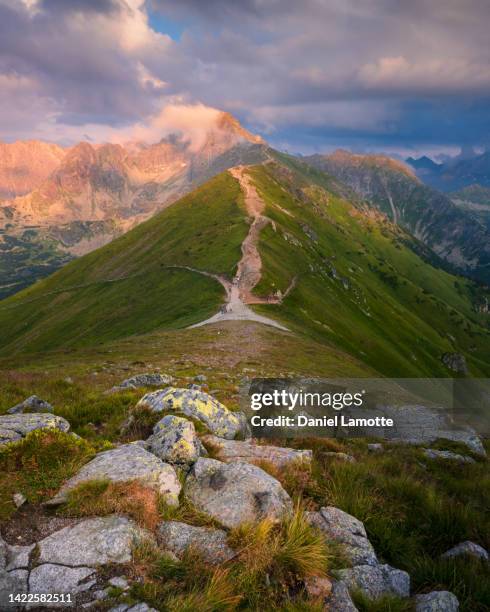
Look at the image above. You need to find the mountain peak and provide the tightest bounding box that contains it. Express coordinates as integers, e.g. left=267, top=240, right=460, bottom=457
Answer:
left=215, top=111, right=264, bottom=144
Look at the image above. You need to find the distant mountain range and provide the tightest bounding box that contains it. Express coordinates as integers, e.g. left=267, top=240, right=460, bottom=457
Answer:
left=1, top=114, right=489, bottom=301
left=406, top=150, right=490, bottom=192
left=303, top=150, right=490, bottom=286
left=1, top=157, right=488, bottom=377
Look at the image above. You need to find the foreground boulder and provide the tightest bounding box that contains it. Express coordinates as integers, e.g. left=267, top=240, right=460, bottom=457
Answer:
left=146, top=415, right=201, bottom=466
left=110, top=373, right=173, bottom=393
left=415, top=590, right=459, bottom=612
left=441, top=541, right=489, bottom=561
left=137, top=387, right=247, bottom=439
left=7, top=395, right=53, bottom=415
left=334, top=564, right=410, bottom=599
left=201, top=435, right=311, bottom=469
left=37, top=516, right=148, bottom=566
left=47, top=444, right=181, bottom=506
left=307, top=506, right=377, bottom=566
left=184, top=458, right=292, bottom=528
left=0, top=413, right=70, bottom=446
left=157, top=521, right=235, bottom=563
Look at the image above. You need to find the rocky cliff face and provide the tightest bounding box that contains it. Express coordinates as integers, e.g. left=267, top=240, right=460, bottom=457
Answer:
left=0, top=140, right=65, bottom=199
left=0, top=112, right=268, bottom=298
left=304, top=150, right=490, bottom=286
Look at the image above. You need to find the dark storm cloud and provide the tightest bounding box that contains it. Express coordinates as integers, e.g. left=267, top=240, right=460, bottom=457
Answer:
left=1, top=0, right=489, bottom=152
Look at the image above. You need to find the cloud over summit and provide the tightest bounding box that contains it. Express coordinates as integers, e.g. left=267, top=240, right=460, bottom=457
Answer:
left=0, top=0, right=489, bottom=153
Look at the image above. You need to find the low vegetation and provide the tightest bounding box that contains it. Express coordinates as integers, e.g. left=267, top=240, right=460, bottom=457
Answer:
left=128, top=509, right=331, bottom=611
left=0, top=429, right=97, bottom=520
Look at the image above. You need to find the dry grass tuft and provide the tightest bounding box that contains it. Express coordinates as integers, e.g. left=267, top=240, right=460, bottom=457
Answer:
left=59, top=479, right=161, bottom=530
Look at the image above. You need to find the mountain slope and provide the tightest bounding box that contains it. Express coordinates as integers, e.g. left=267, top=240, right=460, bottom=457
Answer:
left=407, top=151, right=490, bottom=191
left=0, top=113, right=268, bottom=299
left=0, top=161, right=488, bottom=377
left=303, top=150, right=490, bottom=285
left=450, top=184, right=490, bottom=231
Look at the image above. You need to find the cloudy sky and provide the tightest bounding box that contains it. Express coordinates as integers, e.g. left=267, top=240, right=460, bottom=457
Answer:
left=1, top=0, right=489, bottom=156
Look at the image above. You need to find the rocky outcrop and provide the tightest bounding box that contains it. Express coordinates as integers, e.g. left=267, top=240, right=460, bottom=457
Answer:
left=47, top=444, right=180, bottom=506
left=109, top=373, right=173, bottom=393
left=415, top=590, right=459, bottom=611
left=0, top=414, right=70, bottom=446
left=380, top=404, right=486, bottom=457
left=37, top=516, right=146, bottom=566
left=157, top=521, right=235, bottom=564
left=137, top=387, right=247, bottom=439
left=0, top=536, right=32, bottom=608
left=441, top=353, right=468, bottom=374
left=1, top=519, right=152, bottom=609
left=441, top=541, right=489, bottom=562
left=201, top=435, right=311, bottom=468
left=423, top=449, right=475, bottom=464
left=146, top=415, right=201, bottom=466
left=28, top=565, right=96, bottom=604
left=307, top=506, right=377, bottom=566
left=184, top=458, right=292, bottom=528
left=333, top=564, right=410, bottom=599
left=7, top=396, right=54, bottom=415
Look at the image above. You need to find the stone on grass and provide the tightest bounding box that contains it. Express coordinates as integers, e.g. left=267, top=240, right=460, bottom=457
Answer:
left=441, top=541, right=488, bottom=562
left=109, top=604, right=157, bottom=612
left=202, top=435, right=311, bottom=469
left=307, top=506, right=377, bottom=566
left=367, top=443, right=383, bottom=453
left=321, top=451, right=356, bottom=463
left=110, top=373, right=173, bottom=393
left=146, top=415, right=201, bottom=465
left=13, top=493, right=26, bottom=508
left=108, top=576, right=129, bottom=590
left=47, top=444, right=181, bottom=506
left=423, top=449, right=475, bottom=464
left=0, top=413, right=70, bottom=446
left=441, top=353, right=467, bottom=374
left=37, top=516, right=148, bottom=567
left=137, top=387, right=247, bottom=439
left=184, top=458, right=292, bottom=529
left=334, top=564, right=410, bottom=599
left=157, top=521, right=235, bottom=564
left=415, top=590, right=459, bottom=612
left=7, top=395, right=53, bottom=415
left=326, top=580, right=359, bottom=611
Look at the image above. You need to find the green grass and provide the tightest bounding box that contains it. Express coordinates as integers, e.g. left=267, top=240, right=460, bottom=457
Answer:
left=128, top=509, right=331, bottom=611
left=283, top=437, right=489, bottom=611
left=0, top=172, right=247, bottom=353
left=0, top=162, right=488, bottom=378
left=246, top=163, right=490, bottom=376
left=0, top=429, right=98, bottom=520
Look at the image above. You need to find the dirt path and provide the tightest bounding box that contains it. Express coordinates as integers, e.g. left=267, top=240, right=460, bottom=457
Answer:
left=188, top=166, right=289, bottom=331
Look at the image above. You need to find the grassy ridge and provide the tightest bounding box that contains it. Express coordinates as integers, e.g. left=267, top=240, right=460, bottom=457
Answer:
left=0, top=162, right=488, bottom=377
left=0, top=172, right=248, bottom=353
left=247, top=163, right=490, bottom=376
